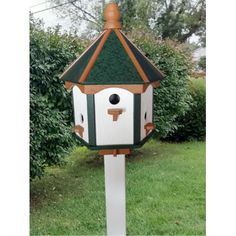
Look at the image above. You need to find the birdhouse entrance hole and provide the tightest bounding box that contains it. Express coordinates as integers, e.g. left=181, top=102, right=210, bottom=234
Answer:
left=109, top=94, right=120, bottom=105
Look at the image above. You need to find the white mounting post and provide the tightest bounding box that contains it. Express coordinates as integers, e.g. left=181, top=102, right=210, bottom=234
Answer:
left=104, top=154, right=126, bottom=236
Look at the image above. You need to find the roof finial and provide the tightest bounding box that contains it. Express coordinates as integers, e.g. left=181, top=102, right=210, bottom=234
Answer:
left=104, top=2, right=121, bottom=29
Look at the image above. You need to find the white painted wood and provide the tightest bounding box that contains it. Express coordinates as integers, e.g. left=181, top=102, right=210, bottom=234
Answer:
left=95, top=88, right=134, bottom=145
left=140, top=85, right=153, bottom=140
left=104, top=155, right=126, bottom=236
left=72, top=86, right=89, bottom=142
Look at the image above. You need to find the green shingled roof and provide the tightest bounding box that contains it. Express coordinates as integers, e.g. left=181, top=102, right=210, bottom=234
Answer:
left=121, top=32, right=163, bottom=83
left=85, top=31, right=143, bottom=84
left=60, top=33, right=103, bottom=84
left=60, top=29, right=163, bottom=85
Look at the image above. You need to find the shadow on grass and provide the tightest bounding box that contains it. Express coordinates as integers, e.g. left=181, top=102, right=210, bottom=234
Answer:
left=127, top=141, right=163, bottom=163
left=30, top=172, right=75, bottom=210
left=30, top=146, right=103, bottom=210
left=30, top=141, right=166, bottom=210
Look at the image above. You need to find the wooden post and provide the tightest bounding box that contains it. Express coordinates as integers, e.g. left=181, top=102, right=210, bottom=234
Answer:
left=104, top=154, right=126, bottom=235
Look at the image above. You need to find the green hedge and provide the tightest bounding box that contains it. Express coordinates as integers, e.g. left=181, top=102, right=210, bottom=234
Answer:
left=164, top=78, right=206, bottom=141
left=30, top=19, right=85, bottom=179
left=30, top=23, right=203, bottom=179
left=129, top=31, right=193, bottom=138
left=198, top=56, right=206, bottom=72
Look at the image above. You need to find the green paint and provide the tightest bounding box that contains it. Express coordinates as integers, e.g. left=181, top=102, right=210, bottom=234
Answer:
left=133, top=94, right=141, bottom=144
left=122, top=32, right=163, bottom=82
left=74, top=129, right=155, bottom=150
left=61, top=34, right=103, bottom=83
left=84, top=30, right=144, bottom=85
left=73, top=133, right=91, bottom=148
left=61, top=30, right=163, bottom=85
left=87, top=94, right=96, bottom=146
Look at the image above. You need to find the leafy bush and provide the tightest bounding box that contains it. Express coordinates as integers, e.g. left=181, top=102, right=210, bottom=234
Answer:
left=30, top=19, right=85, bottom=179
left=129, top=30, right=193, bottom=138
left=164, top=78, right=206, bottom=141
left=198, top=56, right=206, bottom=72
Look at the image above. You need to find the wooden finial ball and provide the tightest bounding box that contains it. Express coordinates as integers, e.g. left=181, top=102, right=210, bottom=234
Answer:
left=104, top=3, right=121, bottom=29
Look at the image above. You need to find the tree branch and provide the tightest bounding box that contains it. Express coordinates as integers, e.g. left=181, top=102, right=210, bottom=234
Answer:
left=164, top=0, right=168, bottom=9
left=71, top=2, right=100, bottom=24
left=179, top=24, right=199, bottom=42
left=78, top=14, right=101, bottom=27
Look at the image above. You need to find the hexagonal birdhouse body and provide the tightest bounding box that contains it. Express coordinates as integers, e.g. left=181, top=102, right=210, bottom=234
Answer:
left=60, top=3, right=163, bottom=154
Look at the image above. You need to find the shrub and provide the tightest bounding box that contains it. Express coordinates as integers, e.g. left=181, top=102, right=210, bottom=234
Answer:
left=164, top=78, right=206, bottom=141
left=30, top=19, right=85, bottom=179
left=129, top=30, right=193, bottom=138
left=198, top=56, right=206, bottom=72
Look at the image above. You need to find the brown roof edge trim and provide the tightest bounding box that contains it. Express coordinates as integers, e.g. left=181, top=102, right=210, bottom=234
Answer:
left=64, top=81, right=160, bottom=94
left=114, top=29, right=149, bottom=83
left=152, top=81, right=160, bottom=88
left=120, top=31, right=165, bottom=78
left=64, top=81, right=75, bottom=89
left=79, top=29, right=112, bottom=83
left=59, top=31, right=106, bottom=80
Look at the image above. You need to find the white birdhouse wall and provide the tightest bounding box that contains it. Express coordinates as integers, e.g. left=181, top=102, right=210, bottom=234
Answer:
left=72, top=86, right=89, bottom=142
left=140, top=85, right=153, bottom=140
left=94, top=88, right=134, bottom=145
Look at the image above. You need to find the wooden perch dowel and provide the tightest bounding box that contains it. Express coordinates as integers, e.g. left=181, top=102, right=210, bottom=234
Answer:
left=144, top=122, right=156, bottom=135
left=73, top=125, right=84, bottom=138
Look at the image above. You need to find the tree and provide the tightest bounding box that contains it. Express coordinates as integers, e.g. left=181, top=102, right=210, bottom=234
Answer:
left=153, top=0, right=206, bottom=45
left=51, top=0, right=103, bottom=38
left=49, top=0, right=205, bottom=45
left=164, top=79, right=206, bottom=141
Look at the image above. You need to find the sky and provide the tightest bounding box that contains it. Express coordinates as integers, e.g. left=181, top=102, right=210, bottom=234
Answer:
left=30, top=0, right=76, bottom=32
left=29, top=0, right=200, bottom=45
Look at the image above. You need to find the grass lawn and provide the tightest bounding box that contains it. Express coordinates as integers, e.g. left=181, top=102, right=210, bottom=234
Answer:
left=30, top=140, right=205, bottom=235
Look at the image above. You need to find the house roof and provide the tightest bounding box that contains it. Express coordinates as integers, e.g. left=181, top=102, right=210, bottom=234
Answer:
left=60, top=3, right=164, bottom=89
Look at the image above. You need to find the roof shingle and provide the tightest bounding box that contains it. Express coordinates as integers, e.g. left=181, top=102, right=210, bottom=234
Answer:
left=60, top=29, right=163, bottom=85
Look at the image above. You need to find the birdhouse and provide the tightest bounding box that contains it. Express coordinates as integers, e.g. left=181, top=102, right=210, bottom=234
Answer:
left=60, top=3, right=164, bottom=155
